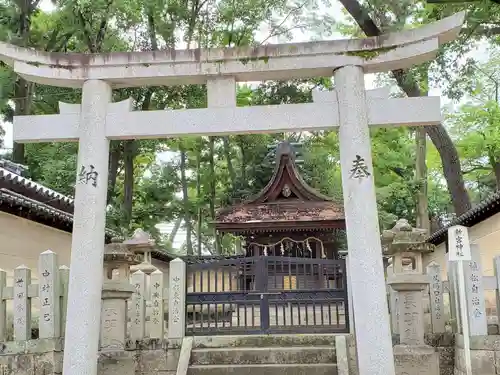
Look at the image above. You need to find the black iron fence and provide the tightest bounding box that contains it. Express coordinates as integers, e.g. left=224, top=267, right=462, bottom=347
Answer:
left=185, top=255, right=349, bottom=335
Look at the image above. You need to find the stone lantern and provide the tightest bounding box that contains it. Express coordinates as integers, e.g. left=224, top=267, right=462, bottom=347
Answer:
left=101, top=238, right=141, bottom=351
left=123, top=229, right=159, bottom=338
left=124, top=228, right=158, bottom=275
left=382, top=219, right=439, bottom=375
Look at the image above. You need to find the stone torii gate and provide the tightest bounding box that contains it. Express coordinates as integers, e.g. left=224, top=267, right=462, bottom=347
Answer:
left=0, top=12, right=464, bottom=375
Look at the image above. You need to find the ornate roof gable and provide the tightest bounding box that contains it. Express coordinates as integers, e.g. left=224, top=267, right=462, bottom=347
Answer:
left=251, top=142, right=334, bottom=204
left=215, top=142, right=345, bottom=232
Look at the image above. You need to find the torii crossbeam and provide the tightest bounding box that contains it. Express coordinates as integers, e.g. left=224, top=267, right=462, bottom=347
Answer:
left=0, top=11, right=465, bottom=375
left=13, top=86, right=441, bottom=142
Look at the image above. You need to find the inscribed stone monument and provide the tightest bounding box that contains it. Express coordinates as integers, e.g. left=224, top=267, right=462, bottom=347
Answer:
left=384, top=219, right=440, bottom=375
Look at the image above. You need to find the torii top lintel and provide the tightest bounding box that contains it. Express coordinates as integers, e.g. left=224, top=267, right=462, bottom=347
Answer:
left=0, top=13, right=464, bottom=89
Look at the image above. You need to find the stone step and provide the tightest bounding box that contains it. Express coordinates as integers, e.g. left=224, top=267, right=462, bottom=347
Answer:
left=191, top=346, right=336, bottom=365
left=188, top=363, right=338, bottom=375
left=192, top=334, right=338, bottom=348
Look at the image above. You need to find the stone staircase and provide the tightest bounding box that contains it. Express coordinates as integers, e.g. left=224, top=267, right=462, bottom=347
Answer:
left=187, top=334, right=348, bottom=375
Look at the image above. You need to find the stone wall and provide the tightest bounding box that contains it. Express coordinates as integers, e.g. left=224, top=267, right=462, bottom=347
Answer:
left=0, top=339, right=181, bottom=375
left=424, top=333, right=456, bottom=375
left=454, top=335, right=500, bottom=375
left=346, top=333, right=455, bottom=375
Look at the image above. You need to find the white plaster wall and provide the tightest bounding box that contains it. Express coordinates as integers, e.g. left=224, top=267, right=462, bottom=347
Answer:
left=423, top=213, right=500, bottom=314
left=0, top=211, right=72, bottom=285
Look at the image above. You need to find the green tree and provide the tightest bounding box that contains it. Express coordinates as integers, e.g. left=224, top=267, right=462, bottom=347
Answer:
left=448, top=100, right=500, bottom=190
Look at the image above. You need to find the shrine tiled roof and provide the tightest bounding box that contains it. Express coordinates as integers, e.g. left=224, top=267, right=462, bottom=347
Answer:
left=215, top=142, right=345, bottom=233
left=0, top=188, right=73, bottom=224
left=0, top=165, right=73, bottom=212
left=427, top=190, right=500, bottom=246
left=0, top=166, right=116, bottom=240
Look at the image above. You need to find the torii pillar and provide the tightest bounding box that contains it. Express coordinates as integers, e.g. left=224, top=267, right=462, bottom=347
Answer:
left=0, top=12, right=465, bottom=375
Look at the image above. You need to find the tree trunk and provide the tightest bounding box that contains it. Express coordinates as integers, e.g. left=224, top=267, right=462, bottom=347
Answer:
left=491, top=159, right=500, bottom=191
left=222, top=136, right=236, bottom=188
left=208, top=136, right=220, bottom=253
left=12, top=78, right=31, bottom=164
left=415, top=127, right=430, bottom=232
left=425, top=125, right=471, bottom=214
left=168, top=218, right=182, bottom=244
left=196, top=145, right=203, bottom=256
left=123, top=140, right=136, bottom=227
left=12, top=2, right=35, bottom=164
left=237, top=137, right=248, bottom=187
left=180, top=141, right=193, bottom=255
left=338, top=0, right=471, bottom=215
left=391, top=70, right=471, bottom=215
left=107, top=141, right=121, bottom=204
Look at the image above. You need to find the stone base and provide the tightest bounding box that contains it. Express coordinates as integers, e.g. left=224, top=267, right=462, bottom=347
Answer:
left=394, top=345, right=440, bottom=375
left=98, top=350, right=136, bottom=375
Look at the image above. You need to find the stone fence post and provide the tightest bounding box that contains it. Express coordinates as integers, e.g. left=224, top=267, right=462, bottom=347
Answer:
left=426, top=262, right=445, bottom=333
left=464, top=244, right=487, bottom=336
left=168, top=258, right=186, bottom=339
left=447, top=259, right=460, bottom=333
left=13, top=265, right=31, bottom=341
left=38, top=250, right=61, bottom=339
left=494, top=256, right=500, bottom=326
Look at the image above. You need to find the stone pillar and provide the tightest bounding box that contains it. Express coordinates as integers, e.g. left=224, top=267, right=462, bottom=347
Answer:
left=464, top=244, right=487, bottom=336
left=63, top=79, right=112, bottom=375
left=384, top=219, right=439, bottom=375
left=391, top=278, right=428, bottom=346
left=168, top=258, right=186, bottom=339
left=426, top=263, right=445, bottom=333
left=447, top=259, right=461, bottom=333
left=334, top=65, right=395, bottom=375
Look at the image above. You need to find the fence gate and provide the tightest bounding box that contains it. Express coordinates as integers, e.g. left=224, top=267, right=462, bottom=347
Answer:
left=185, top=255, right=349, bottom=335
